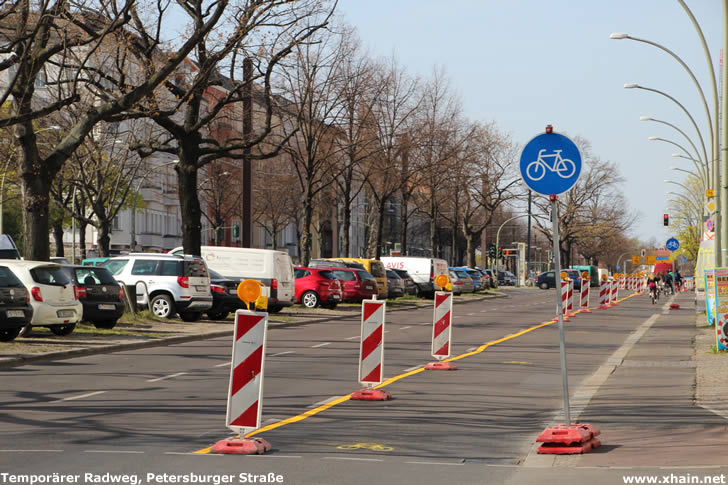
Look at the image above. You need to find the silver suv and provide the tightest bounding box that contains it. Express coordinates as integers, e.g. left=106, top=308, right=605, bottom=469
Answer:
left=103, top=254, right=212, bottom=321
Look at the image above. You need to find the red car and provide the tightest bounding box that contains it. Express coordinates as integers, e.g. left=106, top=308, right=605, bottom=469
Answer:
left=327, top=268, right=378, bottom=303
left=294, top=267, right=343, bottom=309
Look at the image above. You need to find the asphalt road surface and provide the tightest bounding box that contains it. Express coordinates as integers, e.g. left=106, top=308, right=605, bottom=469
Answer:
left=0, top=289, right=704, bottom=484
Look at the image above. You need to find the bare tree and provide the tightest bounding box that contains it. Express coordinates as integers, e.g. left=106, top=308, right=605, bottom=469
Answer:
left=0, top=0, right=226, bottom=260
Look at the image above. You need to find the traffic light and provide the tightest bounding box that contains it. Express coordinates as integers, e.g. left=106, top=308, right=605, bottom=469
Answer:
left=663, top=214, right=669, bottom=226
left=487, top=244, right=496, bottom=258
left=498, top=247, right=503, bottom=258
left=232, top=223, right=240, bottom=238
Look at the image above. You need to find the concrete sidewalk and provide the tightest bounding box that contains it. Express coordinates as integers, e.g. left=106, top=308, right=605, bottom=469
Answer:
left=528, top=290, right=728, bottom=468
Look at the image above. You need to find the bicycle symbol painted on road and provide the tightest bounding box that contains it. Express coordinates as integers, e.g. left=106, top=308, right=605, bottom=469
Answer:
left=337, top=442, right=393, bottom=452
left=525, top=149, right=577, bottom=182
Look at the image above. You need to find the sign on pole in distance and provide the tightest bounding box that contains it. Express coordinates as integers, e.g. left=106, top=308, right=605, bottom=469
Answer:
left=707, top=219, right=715, bottom=232
left=666, top=238, right=680, bottom=252
left=519, top=132, right=582, bottom=195
left=632, top=256, right=641, bottom=266
left=646, top=256, right=657, bottom=265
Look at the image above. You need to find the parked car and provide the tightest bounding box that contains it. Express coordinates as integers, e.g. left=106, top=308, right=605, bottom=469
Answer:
left=385, top=270, right=405, bottom=299
left=392, top=268, right=418, bottom=296
left=50, top=257, right=72, bottom=265
left=448, top=268, right=474, bottom=295
left=475, top=267, right=495, bottom=289
left=207, top=269, right=245, bottom=320
left=481, top=268, right=498, bottom=289
left=0, top=265, right=32, bottom=341
left=82, top=257, right=110, bottom=267
left=4, top=261, right=83, bottom=336
left=294, top=267, right=343, bottom=309
left=0, top=234, right=21, bottom=260
left=61, top=265, right=125, bottom=329
left=309, top=259, right=365, bottom=270
left=498, top=271, right=518, bottom=286
left=104, top=253, right=212, bottom=321
left=170, top=246, right=295, bottom=314
left=536, top=269, right=582, bottom=290
left=380, top=257, right=449, bottom=298
left=331, top=258, right=388, bottom=298
left=455, top=267, right=483, bottom=291
left=327, top=268, right=378, bottom=302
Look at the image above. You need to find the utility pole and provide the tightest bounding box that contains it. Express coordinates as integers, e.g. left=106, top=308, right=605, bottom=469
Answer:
left=242, top=57, right=253, bottom=248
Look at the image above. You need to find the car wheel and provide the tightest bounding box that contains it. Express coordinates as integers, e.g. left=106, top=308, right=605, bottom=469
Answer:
left=301, top=291, right=320, bottom=308
left=49, top=323, right=76, bottom=336
left=18, top=324, right=31, bottom=338
left=93, top=320, right=118, bottom=330
left=0, top=327, right=21, bottom=342
left=150, top=294, right=175, bottom=318
left=539, top=282, right=549, bottom=290
left=267, top=306, right=282, bottom=314
left=179, top=312, right=202, bottom=322
left=207, top=311, right=229, bottom=321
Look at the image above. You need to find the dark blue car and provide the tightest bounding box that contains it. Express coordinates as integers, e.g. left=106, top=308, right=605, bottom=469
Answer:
left=536, top=269, right=581, bottom=290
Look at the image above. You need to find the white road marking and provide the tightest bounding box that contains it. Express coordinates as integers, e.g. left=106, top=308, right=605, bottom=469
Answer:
left=403, top=365, right=421, bottom=372
left=466, top=347, right=477, bottom=352
left=311, top=342, right=331, bottom=348
left=324, top=457, right=383, bottom=462
left=50, top=391, right=106, bottom=403
left=214, top=361, right=231, bottom=368
left=147, top=372, right=187, bottom=383
left=405, top=461, right=463, bottom=466
left=309, top=396, right=344, bottom=408
left=400, top=326, right=412, bottom=330
left=84, top=450, right=144, bottom=454
left=467, top=313, right=476, bottom=316
left=344, top=336, right=360, bottom=340
left=270, top=351, right=294, bottom=357
left=0, top=450, right=63, bottom=453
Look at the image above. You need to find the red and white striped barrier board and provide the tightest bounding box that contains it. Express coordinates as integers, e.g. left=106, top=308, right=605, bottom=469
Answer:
left=424, top=292, right=457, bottom=371
left=560, top=280, right=569, bottom=318
left=598, top=279, right=610, bottom=310
left=431, top=292, right=453, bottom=358
left=358, top=300, right=386, bottom=385
left=610, top=278, right=618, bottom=306
left=567, top=279, right=575, bottom=317
left=580, top=279, right=591, bottom=312
left=619, top=277, right=626, bottom=290
left=225, top=310, right=269, bottom=434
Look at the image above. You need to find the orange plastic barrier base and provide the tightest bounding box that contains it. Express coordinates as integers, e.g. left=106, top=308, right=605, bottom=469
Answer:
left=598, top=304, right=610, bottom=310
left=351, top=388, right=392, bottom=401
left=424, top=361, right=457, bottom=371
left=537, top=423, right=602, bottom=455
left=580, top=309, right=592, bottom=313
left=211, top=437, right=271, bottom=455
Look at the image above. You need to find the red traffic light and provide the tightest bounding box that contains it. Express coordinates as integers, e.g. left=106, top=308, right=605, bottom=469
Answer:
left=663, top=214, right=669, bottom=226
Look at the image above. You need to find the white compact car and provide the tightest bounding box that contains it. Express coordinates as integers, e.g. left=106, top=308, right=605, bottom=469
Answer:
left=4, top=261, right=83, bottom=336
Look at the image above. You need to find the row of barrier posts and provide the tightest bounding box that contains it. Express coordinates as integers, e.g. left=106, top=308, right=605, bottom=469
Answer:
left=210, top=273, right=460, bottom=454
left=210, top=268, right=651, bottom=455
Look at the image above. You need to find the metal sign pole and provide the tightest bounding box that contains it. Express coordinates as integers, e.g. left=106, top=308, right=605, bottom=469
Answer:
left=550, top=195, right=571, bottom=425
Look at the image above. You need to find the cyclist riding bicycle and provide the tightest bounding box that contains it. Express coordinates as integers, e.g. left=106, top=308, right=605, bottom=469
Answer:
left=674, top=270, right=683, bottom=291
left=647, top=273, right=658, bottom=301
left=664, top=271, right=674, bottom=295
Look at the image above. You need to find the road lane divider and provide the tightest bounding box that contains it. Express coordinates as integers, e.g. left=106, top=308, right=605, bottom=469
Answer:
left=50, top=390, right=106, bottom=403
left=424, top=292, right=457, bottom=371
left=146, top=372, right=188, bottom=383
left=194, top=292, right=644, bottom=452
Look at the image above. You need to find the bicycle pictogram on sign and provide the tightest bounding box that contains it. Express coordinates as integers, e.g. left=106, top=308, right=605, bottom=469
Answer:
left=526, top=149, right=577, bottom=181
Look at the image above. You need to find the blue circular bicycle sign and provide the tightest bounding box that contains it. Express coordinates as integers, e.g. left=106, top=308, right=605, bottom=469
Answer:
left=666, top=238, right=680, bottom=252
left=520, top=131, right=582, bottom=195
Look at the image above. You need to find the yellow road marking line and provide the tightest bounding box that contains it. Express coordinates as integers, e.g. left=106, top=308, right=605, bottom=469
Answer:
left=195, top=291, right=644, bottom=453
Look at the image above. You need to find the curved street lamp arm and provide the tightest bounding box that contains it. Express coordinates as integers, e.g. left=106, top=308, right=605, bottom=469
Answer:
left=649, top=118, right=709, bottom=182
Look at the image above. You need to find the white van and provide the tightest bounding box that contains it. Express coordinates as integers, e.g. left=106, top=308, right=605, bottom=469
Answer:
left=170, top=246, right=295, bottom=313
left=379, top=256, right=448, bottom=298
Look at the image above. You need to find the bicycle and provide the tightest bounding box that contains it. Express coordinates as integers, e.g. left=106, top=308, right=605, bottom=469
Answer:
left=526, top=149, right=577, bottom=181
left=648, top=284, right=658, bottom=305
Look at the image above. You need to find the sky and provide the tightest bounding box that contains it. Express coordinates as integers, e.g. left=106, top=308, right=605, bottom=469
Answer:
left=334, top=1, right=723, bottom=246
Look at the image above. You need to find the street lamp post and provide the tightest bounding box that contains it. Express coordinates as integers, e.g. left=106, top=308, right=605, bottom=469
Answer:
left=647, top=137, right=709, bottom=189
left=641, top=116, right=708, bottom=180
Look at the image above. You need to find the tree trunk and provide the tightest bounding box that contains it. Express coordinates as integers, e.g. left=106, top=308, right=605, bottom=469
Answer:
left=400, top=193, right=410, bottom=255
left=79, top=219, right=88, bottom=260
left=465, top=231, right=477, bottom=268
left=18, top=119, right=51, bottom=261
left=96, top=223, right=111, bottom=257
left=301, top=200, right=313, bottom=267
left=178, top=149, right=202, bottom=257
left=375, top=199, right=386, bottom=259
left=429, top=205, right=437, bottom=258
left=53, top=221, right=64, bottom=257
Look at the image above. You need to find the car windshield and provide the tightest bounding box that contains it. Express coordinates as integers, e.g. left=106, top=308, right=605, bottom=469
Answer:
left=357, top=270, right=376, bottom=282
left=455, top=270, right=469, bottom=278
left=386, top=270, right=401, bottom=279
left=30, top=266, right=70, bottom=286
left=209, top=269, right=224, bottom=279
left=294, top=269, right=310, bottom=278
left=73, top=267, right=117, bottom=285
left=104, top=259, right=129, bottom=275
left=319, top=270, right=337, bottom=280
left=184, top=259, right=208, bottom=277
left=0, top=266, right=24, bottom=287
left=332, top=270, right=356, bottom=281
left=369, top=262, right=385, bottom=277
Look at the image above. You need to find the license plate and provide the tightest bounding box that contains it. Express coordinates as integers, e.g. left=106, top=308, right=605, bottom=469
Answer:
left=98, top=304, right=116, bottom=310
left=332, top=294, right=341, bottom=300
left=229, top=289, right=237, bottom=295
left=195, top=286, right=207, bottom=292
left=57, top=310, right=74, bottom=318
left=6, top=310, right=24, bottom=318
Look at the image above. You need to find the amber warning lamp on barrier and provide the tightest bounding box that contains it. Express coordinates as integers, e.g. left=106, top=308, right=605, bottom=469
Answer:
left=435, top=273, right=453, bottom=292
left=237, top=280, right=262, bottom=311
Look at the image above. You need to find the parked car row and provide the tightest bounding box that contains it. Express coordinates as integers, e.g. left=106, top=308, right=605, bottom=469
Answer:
left=447, top=266, right=500, bottom=295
